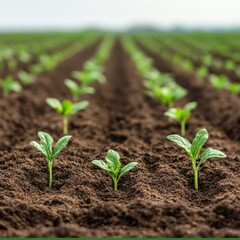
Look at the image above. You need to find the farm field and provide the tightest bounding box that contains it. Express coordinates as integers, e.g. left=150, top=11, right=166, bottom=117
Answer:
left=0, top=32, right=240, bottom=237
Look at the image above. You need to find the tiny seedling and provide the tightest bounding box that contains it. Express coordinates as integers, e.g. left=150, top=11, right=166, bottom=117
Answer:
left=30, top=132, right=71, bottom=188
left=46, top=98, right=89, bottom=134
left=65, top=79, right=95, bottom=101
left=18, top=71, right=35, bottom=85
left=167, top=129, right=226, bottom=191
left=164, top=102, right=197, bottom=136
left=136, top=58, right=153, bottom=75
left=144, top=71, right=174, bottom=90
left=228, top=83, right=240, bottom=95
left=72, top=69, right=106, bottom=86
left=210, top=74, right=229, bottom=90
left=0, top=75, right=22, bottom=97
left=92, top=149, right=138, bottom=190
left=225, top=60, right=235, bottom=70
left=153, top=85, right=187, bottom=108
left=196, top=66, right=208, bottom=79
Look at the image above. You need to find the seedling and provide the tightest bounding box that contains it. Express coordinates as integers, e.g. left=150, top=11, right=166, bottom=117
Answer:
left=92, top=149, right=138, bottom=190
left=18, top=71, right=35, bottom=85
left=210, top=74, right=229, bottom=90
left=72, top=69, right=106, bottom=86
left=181, top=60, right=193, bottom=71
left=137, top=58, right=153, bottom=75
left=65, top=79, right=95, bottom=101
left=30, top=132, right=71, bottom=188
left=84, top=60, right=103, bottom=73
left=0, top=75, right=22, bottom=97
left=164, top=102, right=197, bottom=136
left=167, top=129, right=226, bottom=191
left=30, top=64, right=44, bottom=75
left=46, top=98, right=89, bottom=134
left=203, top=54, right=213, bottom=66
left=225, top=60, right=235, bottom=70
left=153, top=85, right=187, bottom=108
left=144, top=71, right=174, bottom=90
left=196, top=66, right=208, bottom=79
left=228, top=83, right=240, bottom=95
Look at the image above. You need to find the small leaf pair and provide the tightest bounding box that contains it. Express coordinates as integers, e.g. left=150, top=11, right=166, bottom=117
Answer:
left=164, top=102, right=197, bottom=136
left=72, top=69, right=105, bottom=86
left=0, top=76, right=22, bottom=97
left=92, top=149, right=138, bottom=190
left=18, top=71, right=35, bottom=85
left=65, top=79, right=95, bottom=101
left=167, top=129, right=226, bottom=191
left=46, top=98, right=89, bottom=134
left=30, top=132, right=71, bottom=188
left=153, top=85, right=187, bottom=108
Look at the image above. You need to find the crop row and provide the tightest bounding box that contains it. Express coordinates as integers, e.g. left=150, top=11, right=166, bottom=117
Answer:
left=29, top=37, right=116, bottom=189
left=0, top=34, right=100, bottom=97
left=137, top=35, right=240, bottom=95
left=122, top=37, right=226, bottom=191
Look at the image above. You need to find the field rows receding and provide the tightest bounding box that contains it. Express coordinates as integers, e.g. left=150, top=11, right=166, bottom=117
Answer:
left=154, top=37, right=240, bottom=83
left=0, top=40, right=240, bottom=237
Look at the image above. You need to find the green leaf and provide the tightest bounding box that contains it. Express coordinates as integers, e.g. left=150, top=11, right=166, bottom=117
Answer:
left=30, top=141, right=46, bottom=156
left=190, top=129, right=209, bottom=161
left=46, top=98, right=62, bottom=113
left=70, top=100, right=89, bottom=115
left=53, top=135, right=72, bottom=159
left=164, top=108, right=178, bottom=120
left=105, top=149, right=121, bottom=174
left=184, top=102, right=197, bottom=112
left=198, top=148, right=226, bottom=168
left=80, top=86, right=95, bottom=95
left=11, top=82, right=22, bottom=92
left=65, top=79, right=79, bottom=90
left=92, top=160, right=110, bottom=171
left=167, top=134, right=191, bottom=154
left=62, top=100, right=73, bottom=116
left=38, top=132, right=54, bottom=161
left=118, top=162, right=138, bottom=179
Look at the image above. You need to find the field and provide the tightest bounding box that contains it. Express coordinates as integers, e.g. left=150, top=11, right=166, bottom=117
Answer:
left=0, top=32, right=240, bottom=237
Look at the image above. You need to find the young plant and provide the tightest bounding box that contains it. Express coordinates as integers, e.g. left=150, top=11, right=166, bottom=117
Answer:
left=228, top=83, right=240, bottom=95
left=92, top=149, right=138, bottom=190
left=64, top=79, right=95, bottom=101
left=72, top=69, right=105, bottom=86
left=144, top=71, right=174, bottom=90
left=153, top=85, right=187, bottom=108
left=196, top=66, right=208, bottom=79
left=210, top=74, right=229, bottom=90
left=30, top=132, right=71, bottom=188
left=0, top=75, right=22, bottom=97
left=46, top=98, right=89, bottom=134
left=167, top=129, right=226, bottom=191
left=18, top=71, right=35, bottom=85
left=164, top=102, right=197, bottom=136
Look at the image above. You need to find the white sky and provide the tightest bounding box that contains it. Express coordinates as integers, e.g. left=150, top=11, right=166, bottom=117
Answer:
left=0, top=0, right=240, bottom=31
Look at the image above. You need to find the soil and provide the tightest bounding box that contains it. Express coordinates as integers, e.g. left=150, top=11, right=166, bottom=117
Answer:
left=0, top=40, right=240, bottom=238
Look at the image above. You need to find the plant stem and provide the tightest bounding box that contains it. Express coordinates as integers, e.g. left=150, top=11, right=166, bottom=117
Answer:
left=63, top=117, right=68, bottom=135
left=48, top=162, right=53, bottom=189
left=3, top=90, right=8, bottom=97
left=113, top=177, right=118, bottom=190
left=181, top=121, right=186, bottom=136
left=193, top=167, right=198, bottom=191
left=168, top=102, right=174, bottom=108
left=73, top=95, right=78, bottom=102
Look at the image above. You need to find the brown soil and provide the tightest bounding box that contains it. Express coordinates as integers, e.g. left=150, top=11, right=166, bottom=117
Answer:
left=0, top=40, right=240, bottom=238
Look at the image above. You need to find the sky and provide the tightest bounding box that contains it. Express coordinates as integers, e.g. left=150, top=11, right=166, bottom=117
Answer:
left=0, top=0, right=240, bottom=32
